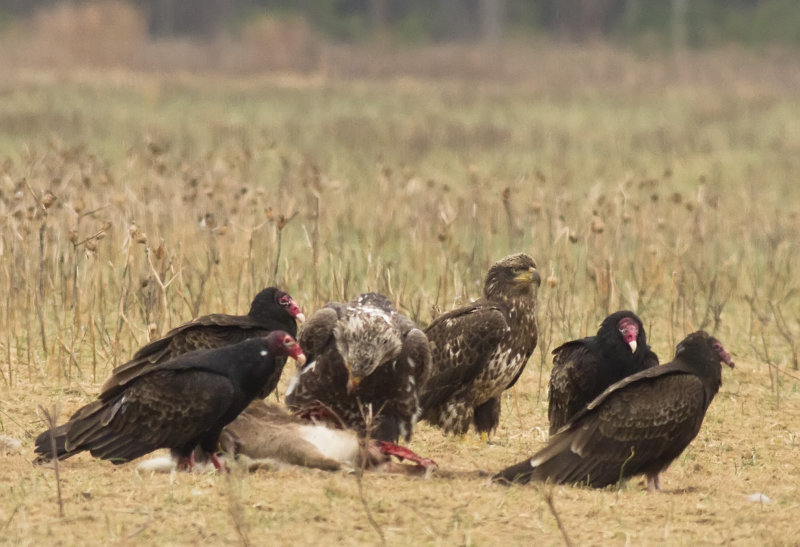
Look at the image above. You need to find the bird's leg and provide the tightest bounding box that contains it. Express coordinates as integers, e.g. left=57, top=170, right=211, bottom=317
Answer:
left=210, top=452, right=225, bottom=472
left=175, top=452, right=195, bottom=472
left=378, top=441, right=437, bottom=470
left=647, top=473, right=661, bottom=493
left=480, top=432, right=490, bottom=443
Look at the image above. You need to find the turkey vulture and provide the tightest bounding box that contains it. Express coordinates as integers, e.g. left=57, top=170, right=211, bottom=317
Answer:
left=493, top=331, right=734, bottom=491
left=34, top=332, right=305, bottom=470
left=548, top=310, right=659, bottom=434
left=285, top=293, right=431, bottom=445
left=420, top=253, right=540, bottom=438
left=103, top=286, right=304, bottom=399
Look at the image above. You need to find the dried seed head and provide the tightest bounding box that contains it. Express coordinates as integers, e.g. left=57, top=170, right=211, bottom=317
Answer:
left=546, top=275, right=558, bottom=288
left=590, top=216, right=605, bottom=234
left=69, top=230, right=79, bottom=244
left=41, top=191, right=56, bottom=209
left=135, top=231, right=148, bottom=244
left=72, top=198, right=85, bottom=213
left=568, top=231, right=579, bottom=243
left=85, top=239, right=97, bottom=252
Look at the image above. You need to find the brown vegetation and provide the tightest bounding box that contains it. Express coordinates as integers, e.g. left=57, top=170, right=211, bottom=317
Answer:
left=1, top=44, right=799, bottom=544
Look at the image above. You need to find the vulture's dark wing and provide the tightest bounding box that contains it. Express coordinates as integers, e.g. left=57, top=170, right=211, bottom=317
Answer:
left=66, top=370, right=235, bottom=463
left=421, top=303, right=508, bottom=412
left=525, top=372, right=706, bottom=487
left=133, top=314, right=263, bottom=360
left=102, top=314, right=267, bottom=396
left=548, top=339, right=603, bottom=433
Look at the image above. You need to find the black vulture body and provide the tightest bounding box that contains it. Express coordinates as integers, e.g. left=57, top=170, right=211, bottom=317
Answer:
left=494, top=331, right=734, bottom=491
left=34, top=332, right=304, bottom=468
left=104, top=287, right=304, bottom=399
left=548, top=310, right=659, bottom=434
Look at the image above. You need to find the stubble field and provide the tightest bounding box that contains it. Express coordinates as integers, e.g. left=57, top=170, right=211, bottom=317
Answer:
left=1, top=46, right=799, bottom=545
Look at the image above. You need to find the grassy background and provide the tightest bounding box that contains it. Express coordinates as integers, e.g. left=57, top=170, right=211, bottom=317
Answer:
left=1, top=46, right=799, bottom=544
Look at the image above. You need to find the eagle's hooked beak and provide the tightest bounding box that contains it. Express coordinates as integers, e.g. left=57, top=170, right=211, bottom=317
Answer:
left=345, top=361, right=361, bottom=394
left=515, top=266, right=541, bottom=287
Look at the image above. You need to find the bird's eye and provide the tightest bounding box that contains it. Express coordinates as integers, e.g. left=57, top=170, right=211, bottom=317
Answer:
left=279, top=295, right=290, bottom=306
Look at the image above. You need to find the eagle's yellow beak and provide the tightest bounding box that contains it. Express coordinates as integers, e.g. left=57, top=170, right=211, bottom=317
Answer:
left=345, top=361, right=361, bottom=394
left=515, top=266, right=541, bottom=286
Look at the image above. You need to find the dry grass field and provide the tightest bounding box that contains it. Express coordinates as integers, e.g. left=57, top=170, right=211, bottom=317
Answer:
left=1, top=46, right=800, bottom=545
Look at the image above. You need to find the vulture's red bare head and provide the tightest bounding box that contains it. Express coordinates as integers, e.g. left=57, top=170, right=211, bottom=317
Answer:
left=712, top=339, right=735, bottom=369
left=617, top=317, right=640, bottom=353
left=265, top=331, right=306, bottom=367
left=277, top=292, right=305, bottom=323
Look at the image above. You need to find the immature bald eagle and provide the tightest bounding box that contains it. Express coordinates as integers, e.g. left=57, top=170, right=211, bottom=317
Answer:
left=420, top=253, right=540, bottom=437
left=34, top=333, right=306, bottom=470
left=494, top=331, right=734, bottom=491
left=285, top=293, right=431, bottom=444
left=104, top=286, right=304, bottom=399
left=548, top=310, right=659, bottom=434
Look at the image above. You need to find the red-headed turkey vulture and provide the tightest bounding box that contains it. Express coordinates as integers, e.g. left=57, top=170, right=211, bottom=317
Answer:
left=420, top=253, right=540, bottom=438
left=104, top=287, right=304, bottom=399
left=493, top=331, right=734, bottom=491
left=34, top=332, right=305, bottom=470
left=548, top=310, right=659, bottom=434
left=285, top=293, right=431, bottom=445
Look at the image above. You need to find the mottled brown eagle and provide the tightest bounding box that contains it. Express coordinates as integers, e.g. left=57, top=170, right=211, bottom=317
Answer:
left=285, top=293, right=431, bottom=444
left=494, top=331, right=734, bottom=491
left=548, top=310, right=659, bottom=434
left=420, top=253, right=541, bottom=438
left=34, top=332, right=306, bottom=470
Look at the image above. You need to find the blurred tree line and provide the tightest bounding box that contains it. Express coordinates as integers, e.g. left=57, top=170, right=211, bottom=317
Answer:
left=1, top=0, right=799, bottom=48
